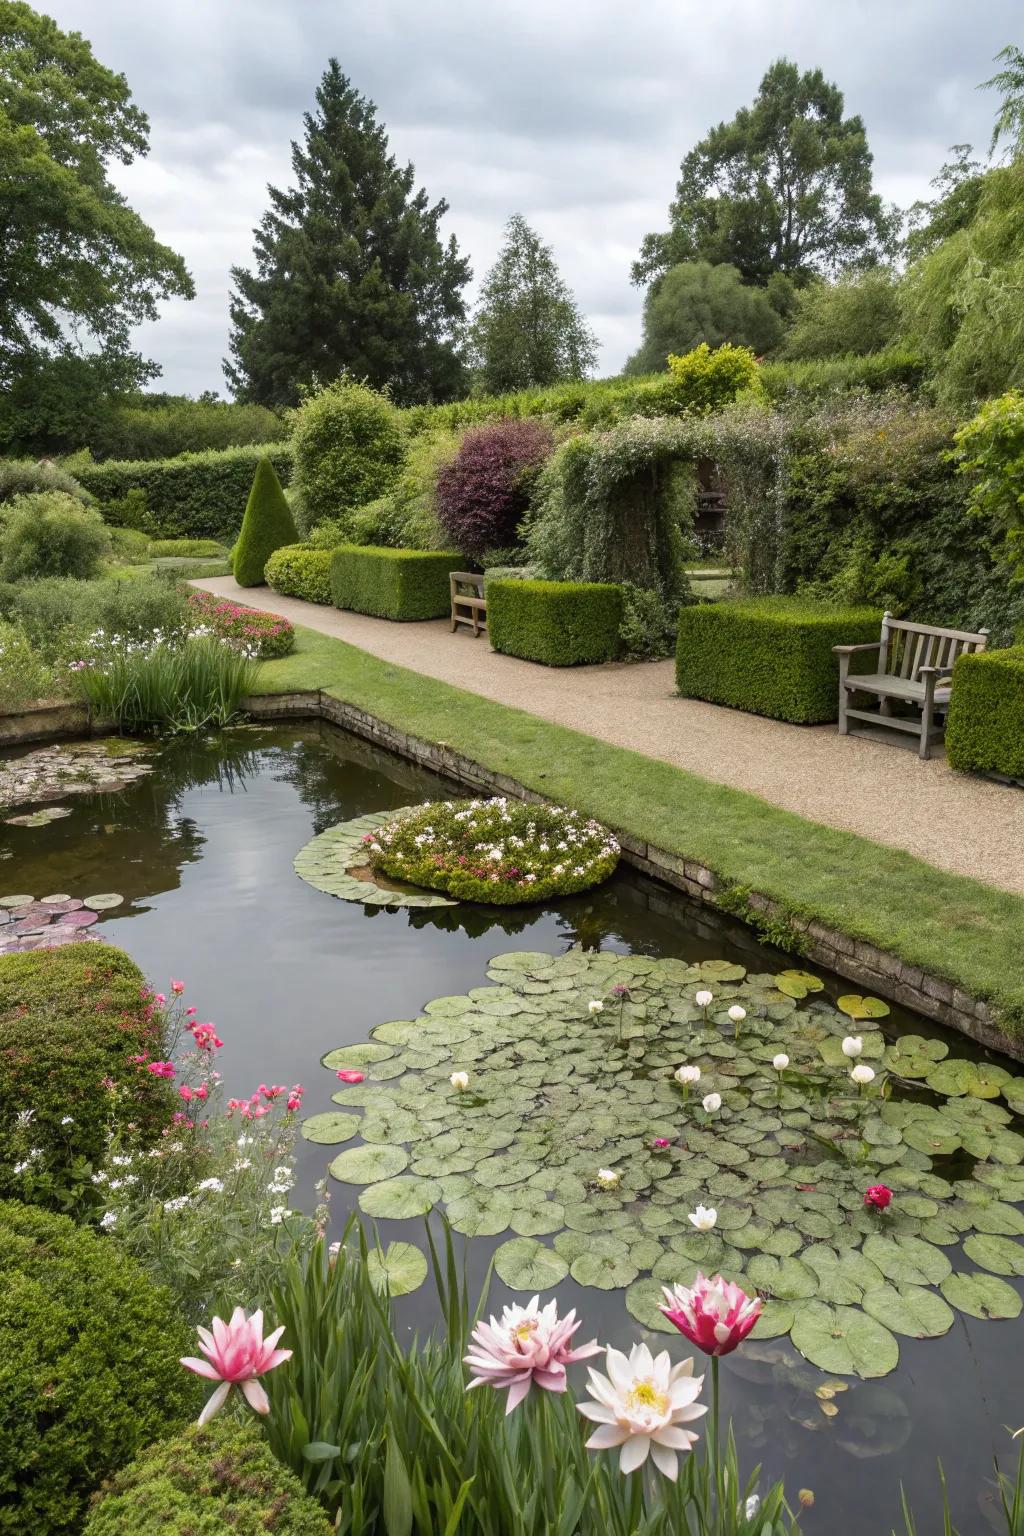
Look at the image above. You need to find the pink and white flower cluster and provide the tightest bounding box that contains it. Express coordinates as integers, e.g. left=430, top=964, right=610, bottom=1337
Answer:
left=464, top=1293, right=600, bottom=1412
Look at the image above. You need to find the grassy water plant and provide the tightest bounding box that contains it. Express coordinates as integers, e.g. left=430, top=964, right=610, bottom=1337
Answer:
left=75, top=634, right=259, bottom=733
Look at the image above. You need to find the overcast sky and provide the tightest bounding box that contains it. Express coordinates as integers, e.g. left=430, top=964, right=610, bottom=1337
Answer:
left=46, top=0, right=1022, bottom=396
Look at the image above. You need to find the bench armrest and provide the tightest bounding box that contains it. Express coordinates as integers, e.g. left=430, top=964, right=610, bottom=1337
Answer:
left=918, top=665, right=954, bottom=680
left=832, top=641, right=882, bottom=656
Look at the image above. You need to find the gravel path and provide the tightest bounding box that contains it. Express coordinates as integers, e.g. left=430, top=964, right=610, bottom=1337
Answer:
left=196, top=577, right=1024, bottom=894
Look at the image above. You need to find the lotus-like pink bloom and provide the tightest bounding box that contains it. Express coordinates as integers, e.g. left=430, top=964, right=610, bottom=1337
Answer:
left=464, top=1294, right=601, bottom=1413
left=864, top=1184, right=893, bottom=1210
left=578, top=1342, right=706, bottom=1479
left=336, top=1069, right=365, bottom=1084
left=660, top=1272, right=762, bottom=1357
left=181, top=1306, right=292, bottom=1424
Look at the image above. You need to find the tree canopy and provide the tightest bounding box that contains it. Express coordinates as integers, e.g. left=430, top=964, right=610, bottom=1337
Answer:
left=225, top=60, right=470, bottom=407
left=625, top=261, right=784, bottom=375
left=468, top=214, right=598, bottom=393
left=0, top=0, right=193, bottom=450
left=779, top=269, right=900, bottom=360
left=633, top=59, right=897, bottom=290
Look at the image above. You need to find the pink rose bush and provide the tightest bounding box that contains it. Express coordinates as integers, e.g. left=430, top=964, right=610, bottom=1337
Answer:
left=188, top=590, right=295, bottom=659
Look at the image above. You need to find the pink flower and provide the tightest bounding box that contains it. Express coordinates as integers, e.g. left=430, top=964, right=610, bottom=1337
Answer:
left=154, top=993, right=166, bottom=1006
left=181, top=1306, right=292, bottom=1424
left=864, top=1184, right=893, bottom=1210
left=651, top=1137, right=671, bottom=1150
left=170, top=979, right=185, bottom=995
left=464, top=1294, right=601, bottom=1413
left=191, top=1023, right=222, bottom=1050
left=146, top=1061, right=176, bottom=1080
left=660, top=1273, right=762, bottom=1357
left=336, top=1069, right=365, bottom=1084
left=194, top=1083, right=208, bottom=1101
left=179, top=1085, right=193, bottom=1101
left=286, top=1095, right=301, bottom=1111
left=186, top=1006, right=197, bottom=1017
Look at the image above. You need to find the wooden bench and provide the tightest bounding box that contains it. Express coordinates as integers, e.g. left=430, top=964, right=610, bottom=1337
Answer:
left=450, top=572, right=487, bottom=637
left=833, top=611, right=989, bottom=760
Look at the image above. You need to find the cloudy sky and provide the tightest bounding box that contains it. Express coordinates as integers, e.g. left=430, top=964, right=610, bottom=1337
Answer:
left=46, top=0, right=1022, bottom=395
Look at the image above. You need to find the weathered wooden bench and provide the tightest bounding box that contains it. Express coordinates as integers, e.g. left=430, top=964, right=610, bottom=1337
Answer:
left=450, top=572, right=487, bottom=637
left=833, top=611, right=989, bottom=760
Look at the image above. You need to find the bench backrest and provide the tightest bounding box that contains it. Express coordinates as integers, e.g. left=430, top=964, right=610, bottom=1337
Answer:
left=450, top=571, right=485, bottom=599
left=879, top=612, right=989, bottom=682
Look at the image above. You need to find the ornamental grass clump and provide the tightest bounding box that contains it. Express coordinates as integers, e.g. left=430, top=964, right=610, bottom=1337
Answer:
left=364, top=797, right=620, bottom=904
left=74, top=632, right=260, bottom=733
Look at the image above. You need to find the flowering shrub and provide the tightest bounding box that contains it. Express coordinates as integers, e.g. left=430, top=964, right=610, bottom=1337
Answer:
left=188, top=589, right=295, bottom=658
left=365, top=797, right=620, bottom=904
left=73, top=632, right=260, bottom=734
left=435, top=418, right=553, bottom=560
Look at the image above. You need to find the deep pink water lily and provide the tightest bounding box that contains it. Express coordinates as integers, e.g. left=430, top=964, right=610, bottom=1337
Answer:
left=660, top=1272, right=762, bottom=1357
left=464, top=1294, right=601, bottom=1413
left=181, top=1306, right=292, bottom=1423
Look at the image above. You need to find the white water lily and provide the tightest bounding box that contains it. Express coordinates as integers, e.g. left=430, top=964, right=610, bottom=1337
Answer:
left=578, top=1342, right=706, bottom=1480
left=746, top=1494, right=761, bottom=1519
left=688, top=1204, right=717, bottom=1231
left=450, top=1071, right=470, bottom=1091
left=702, top=1093, right=722, bottom=1114
left=772, top=1054, right=789, bottom=1072
left=674, top=1065, right=701, bottom=1086
left=851, top=1063, right=876, bottom=1086
left=596, top=1168, right=620, bottom=1190
left=727, top=1005, right=746, bottom=1024
left=588, top=1000, right=604, bottom=1015
left=694, top=990, right=714, bottom=1009
left=842, top=1036, right=864, bottom=1058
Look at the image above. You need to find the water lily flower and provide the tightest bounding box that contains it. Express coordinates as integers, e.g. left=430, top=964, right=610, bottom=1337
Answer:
left=688, top=1204, right=717, bottom=1232
left=450, top=1071, right=470, bottom=1092
left=850, top=1064, right=876, bottom=1086
left=651, top=1137, right=671, bottom=1150
left=596, top=1168, right=620, bottom=1190
left=588, top=1000, right=605, bottom=1015
left=694, top=989, right=714, bottom=1009
left=578, top=1342, right=706, bottom=1480
left=772, top=1053, right=789, bottom=1072
left=842, top=1035, right=864, bottom=1058
left=702, top=1092, right=722, bottom=1114
left=660, top=1272, right=762, bottom=1357
left=335, top=1069, right=365, bottom=1084
left=464, top=1294, right=601, bottom=1412
left=674, top=1065, right=701, bottom=1085
left=728, top=1005, right=746, bottom=1024
left=864, top=1184, right=893, bottom=1210
left=180, top=1306, right=292, bottom=1424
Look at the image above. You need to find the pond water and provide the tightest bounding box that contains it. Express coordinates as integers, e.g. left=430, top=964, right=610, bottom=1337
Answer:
left=2, top=721, right=1021, bottom=1535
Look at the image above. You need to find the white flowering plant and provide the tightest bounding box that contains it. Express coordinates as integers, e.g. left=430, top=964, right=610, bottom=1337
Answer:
left=363, top=797, right=621, bottom=904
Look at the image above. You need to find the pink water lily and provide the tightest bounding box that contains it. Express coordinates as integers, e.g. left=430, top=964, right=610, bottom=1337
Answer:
left=660, top=1272, right=762, bottom=1357
left=464, top=1294, right=601, bottom=1413
left=181, top=1306, right=292, bottom=1424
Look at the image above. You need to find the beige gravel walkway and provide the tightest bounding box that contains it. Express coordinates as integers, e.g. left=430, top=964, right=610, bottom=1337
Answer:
left=196, top=577, right=1024, bottom=894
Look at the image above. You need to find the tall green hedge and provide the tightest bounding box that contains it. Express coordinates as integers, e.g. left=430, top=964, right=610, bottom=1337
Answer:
left=330, top=545, right=458, bottom=620
left=488, top=577, right=623, bottom=666
left=77, top=442, right=293, bottom=541
left=676, top=597, right=881, bottom=723
left=945, top=645, right=1024, bottom=781
left=233, top=458, right=298, bottom=587
left=265, top=544, right=335, bottom=604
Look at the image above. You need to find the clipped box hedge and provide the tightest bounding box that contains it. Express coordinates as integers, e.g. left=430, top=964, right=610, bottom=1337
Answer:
left=946, top=645, right=1024, bottom=781
left=675, top=597, right=881, bottom=723
left=330, top=545, right=459, bottom=621
left=78, top=442, right=293, bottom=542
left=488, top=577, right=623, bottom=666
left=265, top=544, right=334, bottom=604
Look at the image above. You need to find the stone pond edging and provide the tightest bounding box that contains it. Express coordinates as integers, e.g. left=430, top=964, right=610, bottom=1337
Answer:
left=244, top=688, right=1015, bottom=1061
left=0, top=701, right=113, bottom=747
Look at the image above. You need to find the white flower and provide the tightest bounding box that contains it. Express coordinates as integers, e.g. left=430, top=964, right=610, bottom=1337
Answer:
left=674, top=1065, right=701, bottom=1086
left=450, top=1071, right=470, bottom=1092
left=60, top=1115, right=74, bottom=1126
left=851, top=1064, right=876, bottom=1086
left=728, top=1005, right=746, bottom=1024
left=578, top=1342, right=706, bottom=1480
left=596, top=1168, right=620, bottom=1190
left=268, top=1205, right=290, bottom=1225
left=842, top=1036, right=864, bottom=1058
left=100, top=1211, right=118, bottom=1229
left=694, top=990, right=714, bottom=1008
left=746, top=1494, right=761, bottom=1519
left=111, top=1154, right=134, bottom=1166
left=588, top=1000, right=604, bottom=1015
left=13, top=1160, right=30, bottom=1176
left=15, top=1108, right=36, bottom=1129
left=233, top=1158, right=252, bottom=1171
left=91, top=1171, right=108, bottom=1185
left=688, top=1204, right=717, bottom=1231
left=197, top=1177, right=224, bottom=1193
left=328, top=1240, right=342, bottom=1261
left=702, top=1093, right=722, bottom=1113
left=271, top=1165, right=294, bottom=1188
left=163, top=1195, right=190, bottom=1213
left=236, top=1134, right=253, bottom=1147
left=772, top=1054, right=789, bottom=1072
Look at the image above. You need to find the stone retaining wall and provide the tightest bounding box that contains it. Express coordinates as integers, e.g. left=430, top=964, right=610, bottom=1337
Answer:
left=245, top=688, right=1014, bottom=1059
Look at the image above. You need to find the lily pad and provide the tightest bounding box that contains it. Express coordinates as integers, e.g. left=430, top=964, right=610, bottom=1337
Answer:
left=790, top=1302, right=899, bottom=1378
left=328, top=1144, right=409, bottom=1184
left=837, top=995, right=891, bottom=1021
left=493, top=1238, right=569, bottom=1291
left=939, top=1271, right=1022, bottom=1320
left=625, top=1277, right=678, bottom=1333
left=358, top=1177, right=439, bottom=1220
left=962, top=1234, right=1024, bottom=1277
left=82, top=893, right=124, bottom=910
left=323, top=1042, right=395, bottom=1069
left=366, top=1241, right=428, bottom=1296
left=301, top=1112, right=360, bottom=1145
left=861, top=1284, right=954, bottom=1338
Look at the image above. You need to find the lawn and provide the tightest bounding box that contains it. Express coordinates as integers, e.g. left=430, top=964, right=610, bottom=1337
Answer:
left=258, top=626, right=1024, bottom=1036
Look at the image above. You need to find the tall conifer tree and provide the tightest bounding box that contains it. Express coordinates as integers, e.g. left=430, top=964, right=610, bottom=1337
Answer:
left=225, top=61, right=470, bottom=406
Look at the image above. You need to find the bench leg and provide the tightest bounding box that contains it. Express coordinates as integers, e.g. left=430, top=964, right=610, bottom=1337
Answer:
left=837, top=664, right=849, bottom=736
left=879, top=698, right=892, bottom=718
left=919, top=678, right=936, bottom=761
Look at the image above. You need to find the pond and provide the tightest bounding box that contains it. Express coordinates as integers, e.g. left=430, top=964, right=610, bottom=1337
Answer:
left=2, top=721, right=1021, bottom=1534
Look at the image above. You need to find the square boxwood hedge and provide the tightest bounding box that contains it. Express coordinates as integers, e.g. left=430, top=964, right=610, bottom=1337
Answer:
left=78, top=442, right=293, bottom=543
left=675, top=597, right=881, bottom=723
left=330, top=545, right=458, bottom=621
left=264, top=544, right=334, bottom=605
left=488, top=577, right=623, bottom=666
left=946, top=645, right=1024, bottom=782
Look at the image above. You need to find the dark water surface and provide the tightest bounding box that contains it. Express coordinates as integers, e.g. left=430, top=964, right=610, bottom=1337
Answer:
left=2, top=723, right=1019, bottom=1535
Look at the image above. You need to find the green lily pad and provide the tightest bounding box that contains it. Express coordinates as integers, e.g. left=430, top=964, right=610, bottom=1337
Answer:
left=625, top=1277, right=678, bottom=1333
left=366, top=1241, right=428, bottom=1296
left=746, top=1254, right=817, bottom=1300
left=323, top=1042, right=395, bottom=1069
left=301, top=1112, right=360, bottom=1145
left=962, top=1234, right=1024, bottom=1277
left=861, top=1284, right=954, bottom=1338
left=837, top=995, right=891, bottom=1021
left=328, top=1144, right=409, bottom=1185
left=861, top=1234, right=952, bottom=1287
left=447, top=1189, right=514, bottom=1237
left=493, top=1238, right=569, bottom=1291
left=790, top=1302, right=899, bottom=1378
left=82, top=892, right=124, bottom=910
left=570, top=1249, right=639, bottom=1290
left=750, top=1299, right=796, bottom=1339
left=939, top=1271, right=1022, bottom=1320
left=358, top=1177, right=439, bottom=1220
